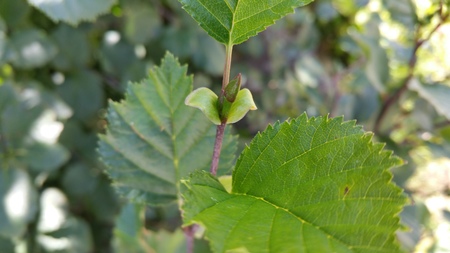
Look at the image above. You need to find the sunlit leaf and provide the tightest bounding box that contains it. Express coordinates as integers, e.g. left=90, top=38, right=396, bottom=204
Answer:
left=27, top=0, right=116, bottom=25
left=178, top=0, right=314, bottom=45
left=182, top=114, right=406, bottom=252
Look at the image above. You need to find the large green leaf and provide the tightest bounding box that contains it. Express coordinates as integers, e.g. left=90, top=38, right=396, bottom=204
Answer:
left=27, top=0, right=116, bottom=25
left=98, top=52, right=236, bottom=206
left=182, top=114, right=407, bottom=252
left=178, top=0, right=314, bottom=45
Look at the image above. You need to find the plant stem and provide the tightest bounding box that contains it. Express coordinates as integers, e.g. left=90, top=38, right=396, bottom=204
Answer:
left=210, top=45, right=234, bottom=176
left=183, top=225, right=195, bottom=253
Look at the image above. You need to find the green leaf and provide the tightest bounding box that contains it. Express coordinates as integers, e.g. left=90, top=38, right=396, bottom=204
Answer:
left=113, top=203, right=210, bottom=253
left=226, top=88, right=257, bottom=124
left=182, top=114, right=407, bottom=252
left=7, top=29, right=57, bottom=69
left=19, top=141, right=70, bottom=172
left=0, top=0, right=30, bottom=28
left=0, top=168, right=38, bottom=238
left=56, top=70, right=104, bottom=121
left=185, top=87, right=221, bottom=125
left=349, top=24, right=389, bottom=94
left=27, top=0, right=116, bottom=25
left=178, top=0, right=314, bottom=45
left=51, top=24, right=90, bottom=71
left=123, top=3, right=161, bottom=45
left=98, top=52, right=236, bottom=206
left=409, top=80, right=450, bottom=121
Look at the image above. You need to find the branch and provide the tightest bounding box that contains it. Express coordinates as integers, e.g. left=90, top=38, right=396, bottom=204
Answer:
left=373, top=7, right=449, bottom=134
left=210, top=45, right=233, bottom=176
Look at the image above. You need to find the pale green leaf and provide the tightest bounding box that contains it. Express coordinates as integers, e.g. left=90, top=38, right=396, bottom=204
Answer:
left=98, top=52, right=236, bottom=206
left=0, top=168, right=38, bottom=238
left=185, top=87, right=221, bottom=125
left=226, top=88, right=257, bottom=124
left=7, top=29, right=57, bottom=69
left=27, top=0, right=116, bottom=25
left=409, top=79, right=450, bottom=120
left=182, top=114, right=407, bottom=253
left=178, top=0, right=314, bottom=45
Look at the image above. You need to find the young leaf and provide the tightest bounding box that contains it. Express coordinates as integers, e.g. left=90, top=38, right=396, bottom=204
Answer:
left=182, top=114, right=407, bottom=252
left=185, top=87, right=221, bottom=125
left=27, top=0, right=116, bottom=25
left=226, top=89, right=257, bottom=124
left=178, top=0, right=314, bottom=46
left=98, top=52, right=236, bottom=206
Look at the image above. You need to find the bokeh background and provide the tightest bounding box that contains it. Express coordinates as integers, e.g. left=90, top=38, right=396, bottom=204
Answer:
left=1, top=0, right=450, bottom=252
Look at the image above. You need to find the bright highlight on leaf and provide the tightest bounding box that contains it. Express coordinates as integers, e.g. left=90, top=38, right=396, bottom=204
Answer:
left=182, top=114, right=407, bottom=252
left=98, top=52, right=236, bottom=206
left=178, top=0, right=315, bottom=45
left=27, top=0, right=116, bottom=25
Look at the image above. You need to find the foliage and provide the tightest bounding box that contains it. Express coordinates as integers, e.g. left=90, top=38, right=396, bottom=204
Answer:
left=183, top=115, right=406, bottom=252
left=178, top=0, right=314, bottom=45
left=98, top=52, right=236, bottom=206
left=0, top=0, right=449, bottom=252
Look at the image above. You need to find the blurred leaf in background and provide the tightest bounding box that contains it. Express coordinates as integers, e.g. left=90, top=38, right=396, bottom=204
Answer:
left=0, top=0, right=450, bottom=252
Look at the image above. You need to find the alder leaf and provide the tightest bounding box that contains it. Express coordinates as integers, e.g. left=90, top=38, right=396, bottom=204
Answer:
left=98, top=52, right=236, bottom=206
left=178, top=0, right=314, bottom=45
left=182, top=114, right=407, bottom=253
left=27, top=0, right=116, bottom=25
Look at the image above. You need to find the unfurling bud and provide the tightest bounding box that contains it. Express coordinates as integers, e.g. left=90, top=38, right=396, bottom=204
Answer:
left=224, top=73, right=241, bottom=103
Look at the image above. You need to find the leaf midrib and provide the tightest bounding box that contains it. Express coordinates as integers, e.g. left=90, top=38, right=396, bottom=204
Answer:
left=193, top=183, right=355, bottom=252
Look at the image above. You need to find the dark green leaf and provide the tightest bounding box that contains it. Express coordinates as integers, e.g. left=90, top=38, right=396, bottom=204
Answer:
left=409, top=80, right=450, bottom=121
left=56, top=70, right=104, bottom=121
left=51, top=24, right=90, bottom=71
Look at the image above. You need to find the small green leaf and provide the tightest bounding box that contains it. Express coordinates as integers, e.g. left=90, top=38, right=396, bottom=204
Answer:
left=178, top=0, right=314, bottom=45
left=98, top=52, right=236, bottom=206
left=27, top=0, right=116, bottom=25
left=8, top=29, right=57, bottom=69
left=182, top=114, right=407, bottom=252
left=185, top=87, right=221, bottom=125
left=226, top=89, right=257, bottom=124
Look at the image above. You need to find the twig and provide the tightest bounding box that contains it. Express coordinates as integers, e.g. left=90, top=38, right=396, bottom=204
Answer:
left=373, top=6, right=449, bottom=134
left=210, top=45, right=233, bottom=175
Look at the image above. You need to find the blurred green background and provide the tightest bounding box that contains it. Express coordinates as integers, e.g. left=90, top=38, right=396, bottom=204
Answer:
left=1, top=0, right=449, bottom=252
